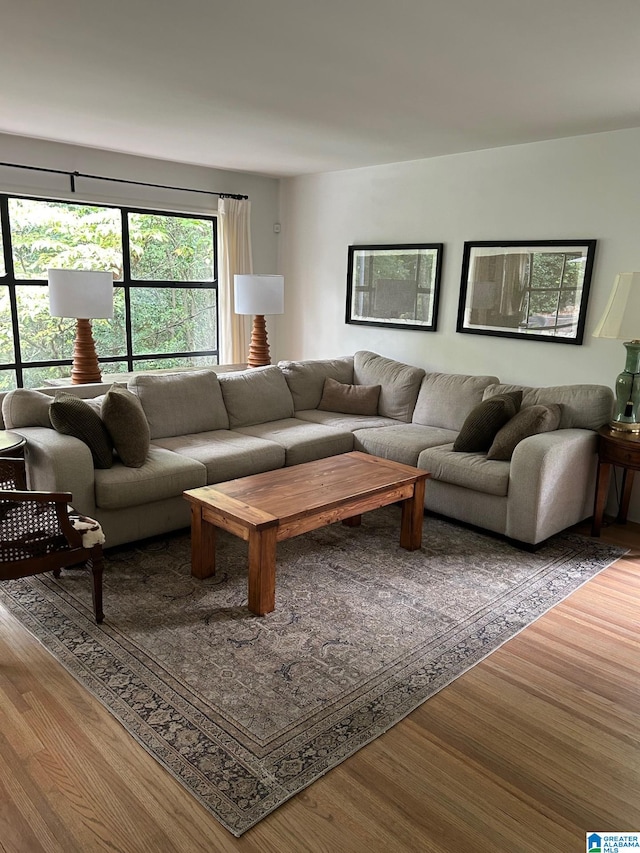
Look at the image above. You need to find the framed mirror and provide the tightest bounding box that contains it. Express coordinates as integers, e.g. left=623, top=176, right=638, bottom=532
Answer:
left=346, top=243, right=443, bottom=331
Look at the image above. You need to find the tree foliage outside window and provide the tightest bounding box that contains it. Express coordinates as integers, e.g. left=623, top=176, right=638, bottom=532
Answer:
left=0, top=196, right=218, bottom=389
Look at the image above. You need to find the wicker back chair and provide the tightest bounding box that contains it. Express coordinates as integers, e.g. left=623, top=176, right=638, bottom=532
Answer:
left=0, top=458, right=104, bottom=623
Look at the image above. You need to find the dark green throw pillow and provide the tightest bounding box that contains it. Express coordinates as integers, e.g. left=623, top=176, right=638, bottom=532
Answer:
left=49, top=392, right=114, bottom=469
left=101, top=384, right=150, bottom=468
left=453, top=391, right=523, bottom=453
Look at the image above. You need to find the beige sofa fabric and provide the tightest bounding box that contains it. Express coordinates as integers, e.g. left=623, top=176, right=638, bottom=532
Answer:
left=235, top=418, right=353, bottom=466
left=152, top=430, right=285, bottom=483
left=279, top=356, right=354, bottom=410
left=130, top=370, right=229, bottom=439
left=94, top=446, right=206, bottom=510
left=482, top=383, right=612, bottom=431
left=294, top=409, right=401, bottom=431
left=354, top=424, right=459, bottom=467
left=354, top=350, right=425, bottom=422
left=417, top=444, right=511, bottom=497
left=2, top=389, right=52, bottom=429
left=219, top=365, right=294, bottom=428
left=412, top=372, right=500, bottom=431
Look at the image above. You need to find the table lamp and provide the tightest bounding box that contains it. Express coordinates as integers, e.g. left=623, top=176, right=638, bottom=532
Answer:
left=592, top=271, right=640, bottom=431
left=48, top=269, right=114, bottom=384
left=234, top=274, right=284, bottom=368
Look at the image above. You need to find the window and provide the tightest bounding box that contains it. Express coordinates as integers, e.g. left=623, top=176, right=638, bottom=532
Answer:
left=0, top=195, right=218, bottom=389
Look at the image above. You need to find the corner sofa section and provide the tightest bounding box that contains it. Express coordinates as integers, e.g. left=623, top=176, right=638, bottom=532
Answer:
left=0, top=350, right=613, bottom=549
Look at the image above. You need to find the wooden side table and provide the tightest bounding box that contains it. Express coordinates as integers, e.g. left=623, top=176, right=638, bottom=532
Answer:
left=0, top=430, right=26, bottom=458
left=591, top=425, right=640, bottom=536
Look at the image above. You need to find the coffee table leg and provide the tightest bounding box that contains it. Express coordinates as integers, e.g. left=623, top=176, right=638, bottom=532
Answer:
left=400, top=479, right=426, bottom=550
left=248, top=526, right=278, bottom=615
left=191, top=504, right=217, bottom=579
left=342, top=515, right=362, bottom=527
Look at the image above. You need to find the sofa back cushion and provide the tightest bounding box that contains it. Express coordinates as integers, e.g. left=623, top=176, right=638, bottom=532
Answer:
left=412, top=372, right=500, bottom=431
left=219, top=365, right=295, bottom=428
left=353, top=350, right=425, bottom=423
left=482, top=383, right=613, bottom=431
left=278, top=356, right=354, bottom=410
left=129, top=370, right=229, bottom=439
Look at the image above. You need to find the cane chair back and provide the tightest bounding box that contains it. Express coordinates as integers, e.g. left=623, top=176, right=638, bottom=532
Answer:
left=0, top=465, right=104, bottom=623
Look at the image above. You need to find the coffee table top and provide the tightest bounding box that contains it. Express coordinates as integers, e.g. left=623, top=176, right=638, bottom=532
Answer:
left=184, top=451, right=429, bottom=527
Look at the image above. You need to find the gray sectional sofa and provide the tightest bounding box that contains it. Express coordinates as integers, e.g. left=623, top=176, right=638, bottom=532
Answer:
left=0, top=350, right=613, bottom=548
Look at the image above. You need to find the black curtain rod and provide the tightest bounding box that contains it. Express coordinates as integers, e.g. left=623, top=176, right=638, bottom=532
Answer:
left=0, top=161, right=249, bottom=200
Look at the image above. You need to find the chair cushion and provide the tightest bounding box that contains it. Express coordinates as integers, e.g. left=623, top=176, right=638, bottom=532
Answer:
left=487, top=404, right=563, bottom=461
left=129, top=370, right=229, bottom=439
left=318, top=377, right=381, bottom=415
left=101, top=384, right=151, bottom=468
left=49, top=392, right=114, bottom=469
left=453, top=391, right=522, bottom=453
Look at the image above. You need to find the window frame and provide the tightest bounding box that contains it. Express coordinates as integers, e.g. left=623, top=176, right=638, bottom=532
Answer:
left=0, top=193, right=219, bottom=388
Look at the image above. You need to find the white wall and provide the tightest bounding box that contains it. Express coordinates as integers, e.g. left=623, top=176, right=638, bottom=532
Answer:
left=277, top=127, right=640, bottom=519
left=0, top=133, right=280, bottom=274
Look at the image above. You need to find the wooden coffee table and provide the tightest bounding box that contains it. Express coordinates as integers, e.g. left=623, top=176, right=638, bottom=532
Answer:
left=184, top=451, right=430, bottom=615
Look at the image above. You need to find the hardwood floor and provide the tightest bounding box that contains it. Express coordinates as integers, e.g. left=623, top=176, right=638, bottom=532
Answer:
left=0, top=520, right=638, bottom=853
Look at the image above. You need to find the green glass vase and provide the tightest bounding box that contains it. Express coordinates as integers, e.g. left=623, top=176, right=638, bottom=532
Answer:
left=611, top=341, right=640, bottom=431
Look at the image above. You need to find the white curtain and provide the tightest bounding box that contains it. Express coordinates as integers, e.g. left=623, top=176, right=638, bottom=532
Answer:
left=217, top=197, right=252, bottom=364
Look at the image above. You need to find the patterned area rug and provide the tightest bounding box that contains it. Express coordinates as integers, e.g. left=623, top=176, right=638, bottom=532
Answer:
left=0, top=507, right=625, bottom=836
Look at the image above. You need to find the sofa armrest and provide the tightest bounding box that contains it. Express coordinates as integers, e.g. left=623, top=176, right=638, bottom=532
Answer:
left=21, top=426, right=97, bottom=515
left=506, top=428, right=597, bottom=544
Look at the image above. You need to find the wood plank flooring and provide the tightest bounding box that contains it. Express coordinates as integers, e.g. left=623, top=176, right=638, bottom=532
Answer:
left=0, top=519, right=638, bottom=853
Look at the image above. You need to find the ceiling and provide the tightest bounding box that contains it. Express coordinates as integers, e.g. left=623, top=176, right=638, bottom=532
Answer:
left=2, top=0, right=640, bottom=178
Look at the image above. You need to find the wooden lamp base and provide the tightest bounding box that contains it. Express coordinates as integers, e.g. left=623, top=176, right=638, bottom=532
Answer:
left=247, top=315, right=271, bottom=368
left=71, top=318, right=103, bottom=384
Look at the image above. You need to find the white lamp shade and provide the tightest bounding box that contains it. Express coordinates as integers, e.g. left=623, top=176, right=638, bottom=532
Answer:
left=592, top=272, right=640, bottom=340
left=234, top=274, right=284, bottom=315
left=48, top=269, right=114, bottom=319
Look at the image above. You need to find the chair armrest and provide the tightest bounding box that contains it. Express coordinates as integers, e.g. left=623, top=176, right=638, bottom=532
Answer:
left=506, top=429, right=597, bottom=543
left=0, top=488, right=84, bottom=551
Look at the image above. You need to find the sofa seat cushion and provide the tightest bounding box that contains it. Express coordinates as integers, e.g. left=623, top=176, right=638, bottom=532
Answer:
left=152, top=430, right=285, bottom=483
left=353, top=424, right=458, bottom=467
left=129, top=370, right=229, bottom=438
left=219, top=366, right=294, bottom=428
left=412, top=372, right=500, bottom=431
left=94, top=446, right=206, bottom=510
left=417, top=444, right=510, bottom=497
left=295, top=409, right=402, bottom=431
left=353, top=351, right=425, bottom=422
left=234, top=418, right=353, bottom=466
left=278, top=356, right=354, bottom=410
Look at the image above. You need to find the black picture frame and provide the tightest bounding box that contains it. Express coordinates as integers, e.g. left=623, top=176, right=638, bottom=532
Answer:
left=456, top=239, right=596, bottom=344
left=346, top=243, right=443, bottom=331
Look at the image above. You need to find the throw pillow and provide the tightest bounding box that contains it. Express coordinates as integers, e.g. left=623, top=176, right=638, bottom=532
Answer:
left=453, top=391, right=523, bottom=453
left=49, top=392, right=114, bottom=469
left=101, top=384, right=150, bottom=467
left=317, top=377, right=381, bottom=416
left=487, top=404, right=563, bottom=461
